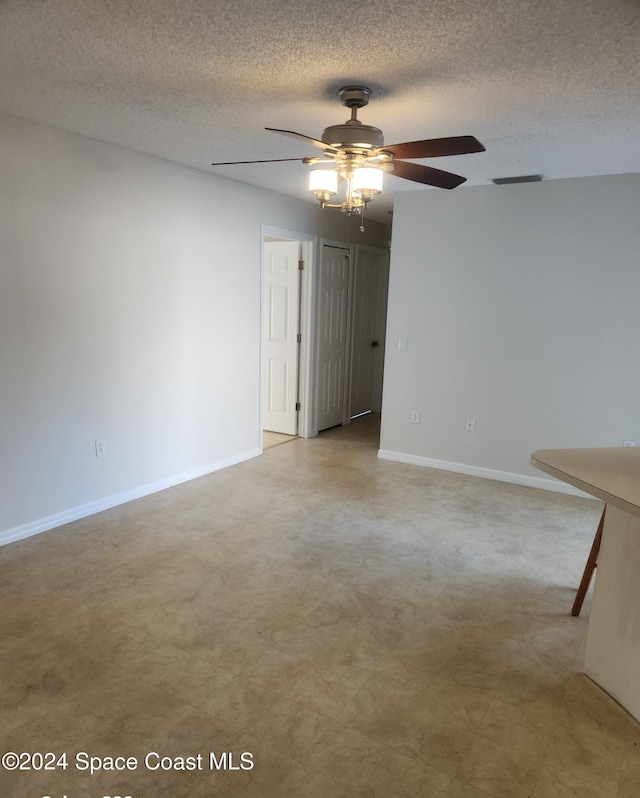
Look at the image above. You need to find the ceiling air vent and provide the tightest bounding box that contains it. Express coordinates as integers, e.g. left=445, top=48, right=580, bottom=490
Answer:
left=492, top=175, right=542, bottom=185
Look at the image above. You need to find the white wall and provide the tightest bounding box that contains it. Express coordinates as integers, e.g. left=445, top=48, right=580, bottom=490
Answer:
left=0, top=113, right=389, bottom=543
left=380, top=174, right=640, bottom=490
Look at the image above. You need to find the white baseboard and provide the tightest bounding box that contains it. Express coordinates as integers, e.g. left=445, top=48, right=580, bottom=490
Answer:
left=0, top=447, right=261, bottom=548
left=377, top=449, right=595, bottom=500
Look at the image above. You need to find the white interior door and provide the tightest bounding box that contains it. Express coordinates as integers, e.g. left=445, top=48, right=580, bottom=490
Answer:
left=262, top=240, right=300, bottom=434
left=316, top=244, right=350, bottom=432
left=349, top=246, right=390, bottom=416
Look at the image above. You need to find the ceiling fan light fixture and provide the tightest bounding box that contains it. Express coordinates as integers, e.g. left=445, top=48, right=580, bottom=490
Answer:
left=352, top=167, right=383, bottom=200
left=309, top=168, right=338, bottom=200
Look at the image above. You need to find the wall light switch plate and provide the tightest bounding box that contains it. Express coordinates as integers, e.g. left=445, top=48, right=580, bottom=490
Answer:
left=465, top=418, right=476, bottom=432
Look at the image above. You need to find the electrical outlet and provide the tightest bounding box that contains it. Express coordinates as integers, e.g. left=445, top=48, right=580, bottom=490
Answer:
left=398, top=338, right=407, bottom=352
left=623, top=440, right=636, bottom=447
left=95, top=439, right=106, bottom=457
left=465, top=418, right=476, bottom=432
left=411, top=410, right=420, bottom=424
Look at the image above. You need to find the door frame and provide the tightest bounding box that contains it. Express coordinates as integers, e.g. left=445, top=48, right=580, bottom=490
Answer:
left=260, top=226, right=317, bottom=444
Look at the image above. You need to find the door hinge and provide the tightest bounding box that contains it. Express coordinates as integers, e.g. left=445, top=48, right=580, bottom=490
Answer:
left=296, top=333, right=302, bottom=343
left=296, top=402, right=301, bottom=411
left=298, top=260, right=304, bottom=270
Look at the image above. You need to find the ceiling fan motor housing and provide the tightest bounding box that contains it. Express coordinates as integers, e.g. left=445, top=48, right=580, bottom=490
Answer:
left=321, top=122, right=384, bottom=150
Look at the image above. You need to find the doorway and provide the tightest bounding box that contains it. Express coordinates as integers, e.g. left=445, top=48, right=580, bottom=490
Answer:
left=348, top=244, right=389, bottom=419
left=260, top=229, right=389, bottom=448
left=261, top=227, right=315, bottom=447
left=262, top=238, right=300, bottom=436
left=315, top=240, right=390, bottom=433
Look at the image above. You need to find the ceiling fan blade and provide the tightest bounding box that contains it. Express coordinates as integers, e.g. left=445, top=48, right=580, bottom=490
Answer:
left=380, top=136, right=485, bottom=160
left=211, top=157, right=305, bottom=166
left=391, top=160, right=467, bottom=189
left=265, top=127, right=341, bottom=154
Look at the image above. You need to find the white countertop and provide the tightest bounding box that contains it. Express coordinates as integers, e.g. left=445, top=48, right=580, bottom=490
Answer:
left=531, top=447, right=640, bottom=518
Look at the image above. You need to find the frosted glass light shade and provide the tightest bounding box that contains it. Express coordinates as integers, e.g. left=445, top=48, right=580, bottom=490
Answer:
left=309, top=169, right=338, bottom=195
left=352, top=167, right=383, bottom=194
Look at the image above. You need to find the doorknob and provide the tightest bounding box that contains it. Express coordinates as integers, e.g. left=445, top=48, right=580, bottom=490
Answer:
left=371, top=341, right=379, bottom=347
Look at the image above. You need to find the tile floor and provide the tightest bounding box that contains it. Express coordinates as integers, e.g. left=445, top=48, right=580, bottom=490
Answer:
left=1, top=414, right=638, bottom=797
left=263, top=431, right=298, bottom=451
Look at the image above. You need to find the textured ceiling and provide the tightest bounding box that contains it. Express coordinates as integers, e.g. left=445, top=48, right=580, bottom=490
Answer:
left=1, top=0, right=639, bottom=222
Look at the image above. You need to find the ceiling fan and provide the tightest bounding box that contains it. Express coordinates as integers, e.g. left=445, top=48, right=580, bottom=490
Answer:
left=211, top=86, right=485, bottom=217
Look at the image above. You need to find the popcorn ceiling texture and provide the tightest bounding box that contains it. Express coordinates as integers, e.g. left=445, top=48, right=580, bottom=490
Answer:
left=1, top=0, right=638, bottom=218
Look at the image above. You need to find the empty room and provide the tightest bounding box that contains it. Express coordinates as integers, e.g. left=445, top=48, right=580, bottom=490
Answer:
left=1, top=1, right=640, bottom=796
